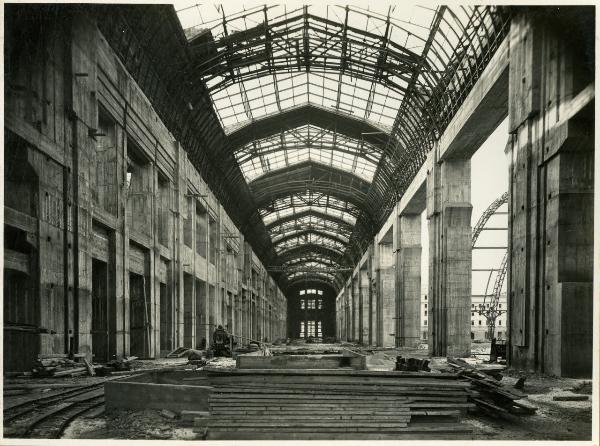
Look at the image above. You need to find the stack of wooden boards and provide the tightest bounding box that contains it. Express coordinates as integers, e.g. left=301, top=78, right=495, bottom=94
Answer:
left=30, top=355, right=92, bottom=378
left=446, top=357, right=536, bottom=416
left=200, top=367, right=475, bottom=440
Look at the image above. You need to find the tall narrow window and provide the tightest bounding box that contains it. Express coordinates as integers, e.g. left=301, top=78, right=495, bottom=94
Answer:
left=307, top=320, right=316, bottom=337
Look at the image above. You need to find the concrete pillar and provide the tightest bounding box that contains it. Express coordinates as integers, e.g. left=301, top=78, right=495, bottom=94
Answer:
left=397, top=213, right=422, bottom=348
left=427, top=151, right=472, bottom=357
left=368, top=247, right=378, bottom=346
left=359, top=268, right=369, bottom=344
left=241, top=291, right=248, bottom=344
left=379, top=229, right=396, bottom=348
left=174, top=142, right=186, bottom=350
left=352, top=276, right=359, bottom=341
left=345, top=284, right=351, bottom=342
left=507, top=12, right=594, bottom=377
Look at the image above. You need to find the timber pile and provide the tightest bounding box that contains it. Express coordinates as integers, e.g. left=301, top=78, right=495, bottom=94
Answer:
left=447, top=357, right=536, bottom=416
left=199, top=368, right=474, bottom=440
left=31, top=357, right=88, bottom=378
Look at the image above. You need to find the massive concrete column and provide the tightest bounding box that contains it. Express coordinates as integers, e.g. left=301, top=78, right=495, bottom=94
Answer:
left=427, top=151, right=472, bottom=357
left=396, top=213, right=422, bottom=348
left=507, top=12, right=594, bottom=377
left=352, top=276, right=359, bottom=342
left=379, top=229, right=396, bottom=348
left=359, top=267, right=370, bottom=344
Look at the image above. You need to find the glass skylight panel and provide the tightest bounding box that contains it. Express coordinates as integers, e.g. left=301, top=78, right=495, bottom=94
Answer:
left=261, top=198, right=357, bottom=228
left=183, top=4, right=429, bottom=133
left=269, top=215, right=352, bottom=239
left=276, top=235, right=345, bottom=255
left=287, top=271, right=337, bottom=282
left=235, top=124, right=381, bottom=182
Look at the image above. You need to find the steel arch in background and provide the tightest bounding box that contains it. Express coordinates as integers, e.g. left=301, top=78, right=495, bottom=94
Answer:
left=471, top=191, right=509, bottom=341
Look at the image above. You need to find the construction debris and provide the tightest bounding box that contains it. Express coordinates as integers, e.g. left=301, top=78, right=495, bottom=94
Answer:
left=166, top=347, right=191, bottom=358
left=31, top=357, right=87, bottom=378
left=446, top=357, right=536, bottom=416
left=513, top=376, right=526, bottom=389
left=160, top=409, right=178, bottom=419
left=94, top=357, right=138, bottom=376
left=199, top=367, right=474, bottom=440
left=395, top=357, right=431, bottom=372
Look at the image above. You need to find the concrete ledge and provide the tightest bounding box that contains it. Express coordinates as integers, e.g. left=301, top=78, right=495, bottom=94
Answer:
left=105, top=375, right=211, bottom=412
left=236, top=353, right=367, bottom=370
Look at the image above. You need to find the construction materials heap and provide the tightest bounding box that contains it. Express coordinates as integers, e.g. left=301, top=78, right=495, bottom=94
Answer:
left=199, top=367, right=475, bottom=440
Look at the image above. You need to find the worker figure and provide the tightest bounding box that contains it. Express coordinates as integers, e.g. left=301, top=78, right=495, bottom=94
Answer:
left=212, top=325, right=230, bottom=357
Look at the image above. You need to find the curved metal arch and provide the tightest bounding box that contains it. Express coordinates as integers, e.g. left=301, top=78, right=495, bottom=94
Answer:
left=472, top=191, right=508, bottom=247
left=283, top=257, right=343, bottom=270
left=277, top=244, right=347, bottom=265
left=172, top=4, right=511, bottom=291
left=286, top=271, right=343, bottom=288
left=260, top=194, right=361, bottom=221
left=281, top=253, right=347, bottom=270
left=261, top=195, right=360, bottom=226
left=227, top=104, right=392, bottom=150
left=266, top=209, right=354, bottom=234
left=286, top=276, right=341, bottom=292
left=272, top=229, right=349, bottom=250
left=236, top=141, right=380, bottom=172
left=275, top=236, right=346, bottom=257
left=271, top=222, right=351, bottom=245
left=251, top=162, right=372, bottom=217
left=192, top=11, right=423, bottom=93
left=235, top=125, right=382, bottom=183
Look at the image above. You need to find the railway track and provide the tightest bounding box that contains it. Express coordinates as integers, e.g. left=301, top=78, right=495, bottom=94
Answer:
left=3, top=381, right=108, bottom=438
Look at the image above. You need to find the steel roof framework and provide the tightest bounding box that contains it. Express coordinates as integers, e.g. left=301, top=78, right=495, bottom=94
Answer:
left=175, top=4, right=510, bottom=292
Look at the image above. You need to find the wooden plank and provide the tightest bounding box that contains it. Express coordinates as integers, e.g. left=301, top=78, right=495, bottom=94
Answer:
left=208, top=378, right=470, bottom=388
left=200, top=421, right=411, bottom=429
left=208, top=410, right=414, bottom=416
left=209, top=390, right=468, bottom=398
left=207, top=432, right=471, bottom=440
left=206, top=375, right=463, bottom=384
left=205, top=424, right=471, bottom=433
left=209, top=399, right=414, bottom=405
left=210, top=385, right=469, bottom=394
left=209, top=402, right=414, bottom=408
left=203, top=367, right=459, bottom=378
left=206, top=418, right=416, bottom=424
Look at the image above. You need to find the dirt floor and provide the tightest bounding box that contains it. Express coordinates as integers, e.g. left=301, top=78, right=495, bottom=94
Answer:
left=5, top=342, right=594, bottom=441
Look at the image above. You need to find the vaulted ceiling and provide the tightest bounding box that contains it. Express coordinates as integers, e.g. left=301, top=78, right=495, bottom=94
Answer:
left=98, top=4, right=510, bottom=294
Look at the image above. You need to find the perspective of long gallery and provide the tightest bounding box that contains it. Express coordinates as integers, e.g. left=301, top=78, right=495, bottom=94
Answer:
left=2, top=3, right=597, bottom=442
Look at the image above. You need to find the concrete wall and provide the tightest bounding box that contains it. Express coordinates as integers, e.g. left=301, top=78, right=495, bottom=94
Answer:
left=3, top=8, right=286, bottom=370
left=506, top=11, right=594, bottom=377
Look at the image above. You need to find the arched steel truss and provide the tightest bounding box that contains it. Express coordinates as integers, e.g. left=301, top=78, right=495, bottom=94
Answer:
left=266, top=209, right=354, bottom=234
left=153, top=4, right=511, bottom=293
left=472, top=191, right=509, bottom=339
left=98, top=5, right=509, bottom=294
left=472, top=191, right=509, bottom=247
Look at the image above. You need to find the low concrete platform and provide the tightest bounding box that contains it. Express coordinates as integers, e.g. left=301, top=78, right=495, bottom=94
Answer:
left=104, top=371, right=211, bottom=413
left=236, top=350, right=366, bottom=370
